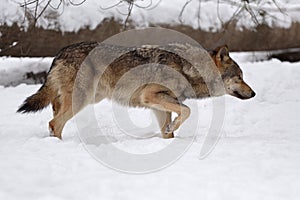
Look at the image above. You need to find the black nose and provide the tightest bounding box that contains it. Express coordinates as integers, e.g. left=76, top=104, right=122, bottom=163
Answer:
left=251, top=91, right=256, bottom=97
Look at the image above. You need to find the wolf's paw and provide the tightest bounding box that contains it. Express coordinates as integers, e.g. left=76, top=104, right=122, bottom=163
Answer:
left=162, top=132, right=174, bottom=139
left=165, top=122, right=175, bottom=133
left=49, top=126, right=55, bottom=137
left=163, top=123, right=175, bottom=139
left=48, top=125, right=62, bottom=139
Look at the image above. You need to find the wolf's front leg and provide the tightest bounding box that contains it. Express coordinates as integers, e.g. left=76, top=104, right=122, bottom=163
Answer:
left=152, top=110, right=174, bottom=139
left=140, top=85, right=191, bottom=138
left=165, top=104, right=190, bottom=134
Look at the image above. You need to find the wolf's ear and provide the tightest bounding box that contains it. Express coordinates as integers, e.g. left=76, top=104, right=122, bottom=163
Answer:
left=215, top=45, right=229, bottom=62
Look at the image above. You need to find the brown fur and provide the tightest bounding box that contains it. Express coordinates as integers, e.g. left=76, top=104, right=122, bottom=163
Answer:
left=17, top=42, right=255, bottom=139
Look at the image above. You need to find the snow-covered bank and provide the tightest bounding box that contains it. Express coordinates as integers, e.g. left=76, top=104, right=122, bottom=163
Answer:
left=0, top=57, right=51, bottom=86
left=1, top=0, right=300, bottom=32
left=0, top=55, right=299, bottom=199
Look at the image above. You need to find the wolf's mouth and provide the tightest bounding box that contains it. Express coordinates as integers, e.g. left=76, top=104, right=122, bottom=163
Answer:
left=233, top=91, right=247, bottom=99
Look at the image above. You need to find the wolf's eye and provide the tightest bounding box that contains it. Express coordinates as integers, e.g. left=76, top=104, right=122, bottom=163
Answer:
left=234, top=77, right=242, bottom=83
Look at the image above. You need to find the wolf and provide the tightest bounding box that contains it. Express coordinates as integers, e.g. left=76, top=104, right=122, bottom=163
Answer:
left=17, top=41, right=255, bottom=139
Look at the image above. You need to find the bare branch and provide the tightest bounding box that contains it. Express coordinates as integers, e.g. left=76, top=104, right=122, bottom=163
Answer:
left=271, top=0, right=285, bottom=14
left=20, top=0, right=39, bottom=7
left=135, top=0, right=152, bottom=9
left=217, top=0, right=224, bottom=27
left=49, top=0, right=63, bottom=10
left=178, top=0, right=193, bottom=24
left=123, top=1, right=134, bottom=30
left=36, top=0, right=52, bottom=21
left=69, top=0, right=87, bottom=6
left=33, top=0, right=39, bottom=26
left=145, top=0, right=161, bottom=10
left=197, top=0, right=201, bottom=29
left=99, top=0, right=159, bottom=30
left=243, top=0, right=259, bottom=25
left=22, top=0, right=28, bottom=23
left=100, top=1, right=123, bottom=10
left=20, top=0, right=89, bottom=28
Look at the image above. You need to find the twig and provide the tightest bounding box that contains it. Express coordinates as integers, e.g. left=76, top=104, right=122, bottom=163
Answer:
left=69, top=0, right=87, bottom=6
left=33, top=0, right=39, bottom=26
left=20, top=0, right=39, bottom=7
left=36, top=0, right=52, bottom=21
left=145, top=0, right=161, bottom=10
left=271, top=0, right=285, bottom=14
left=20, top=0, right=88, bottom=28
left=123, top=1, right=134, bottom=30
left=178, top=0, right=193, bottom=24
left=135, top=0, right=152, bottom=9
left=197, top=0, right=201, bottom=29
left=217, top=0, right=224, bottom=27
left=100, top=1, right=123, bottom=10
left=243, top=0, right=259, bottom=25
left=49, top=0, right=63, bottom=10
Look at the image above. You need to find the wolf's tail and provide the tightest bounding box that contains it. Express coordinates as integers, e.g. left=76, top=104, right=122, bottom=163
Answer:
left=17, top=84, right=53, bottom=113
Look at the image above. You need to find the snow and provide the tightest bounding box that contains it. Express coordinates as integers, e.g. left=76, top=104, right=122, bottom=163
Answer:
left=0, top=54, right=299, bottom=199
left=0, top=57, right=51, bottom=86
left=1, top=0, right=300, bottom=32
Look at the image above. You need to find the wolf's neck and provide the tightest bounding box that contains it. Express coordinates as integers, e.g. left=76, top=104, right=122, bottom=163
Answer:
left=185, top=81, right=226, bottom=99
left=182, top=83, right=210, bottom=99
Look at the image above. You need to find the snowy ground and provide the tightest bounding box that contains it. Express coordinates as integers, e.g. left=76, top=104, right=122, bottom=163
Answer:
left=0, top=54, right=300, bottom=199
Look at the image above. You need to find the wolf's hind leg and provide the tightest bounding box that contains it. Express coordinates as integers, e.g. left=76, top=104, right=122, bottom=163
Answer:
left=49, top=94, right=73, bottom=139
left=49, top=91, right=106, bottom=139
left=49, top=110, right=72, bottom=139
left=51, top=95, right=61, bottom=117
left=152, top=110, right=173, bottom=139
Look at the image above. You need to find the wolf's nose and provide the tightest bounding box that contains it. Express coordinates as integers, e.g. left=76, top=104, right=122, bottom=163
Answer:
left=251, top=91, right=256, bottom=97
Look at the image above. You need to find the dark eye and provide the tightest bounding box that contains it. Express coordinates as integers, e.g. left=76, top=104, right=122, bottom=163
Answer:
left=234, top=77, right=242, bottom=83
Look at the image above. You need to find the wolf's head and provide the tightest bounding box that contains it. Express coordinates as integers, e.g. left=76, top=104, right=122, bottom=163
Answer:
left=210, top=45, right=255, bottom=100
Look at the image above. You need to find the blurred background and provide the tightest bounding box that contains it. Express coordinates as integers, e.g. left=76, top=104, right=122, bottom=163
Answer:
left=1, top=0, right=300, bottom=60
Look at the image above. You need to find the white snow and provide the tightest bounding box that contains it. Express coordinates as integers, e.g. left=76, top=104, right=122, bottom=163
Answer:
left=0, top=57, right=52, bottom=86
left=0, top=54, right=299, bottom=199
left=1, top=0, right=300, bottom=32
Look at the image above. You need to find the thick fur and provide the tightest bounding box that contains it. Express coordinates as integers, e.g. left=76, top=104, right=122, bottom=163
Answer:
left=17, top=42, right=255, bottom=139
left=17, top=85, right=52, bottom=113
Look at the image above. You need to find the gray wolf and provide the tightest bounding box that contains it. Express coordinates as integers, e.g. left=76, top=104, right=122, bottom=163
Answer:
left=17, top=42, right=255, bottom=139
